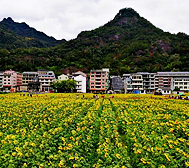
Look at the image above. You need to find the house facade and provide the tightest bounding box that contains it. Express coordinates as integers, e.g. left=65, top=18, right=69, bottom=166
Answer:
left=21, top=72, right=39, bottom=91
left=38, top=70, right=56, bottom=92
left=58, top=74, right=69, bottom=81
left=3, top=70, right=22, bottom=91
left=155, top=72, right=189, bottom=92
left=139, top=72, right=156, bottom=93
left=72, top=71, right=87, bottom=93
left=131, top=73, right=143, bottom=92
left=173, top=77, right=189, bottom=91
left=89, top=68, right=109, bottom=93
left=110, top=76, right=124, bottom=93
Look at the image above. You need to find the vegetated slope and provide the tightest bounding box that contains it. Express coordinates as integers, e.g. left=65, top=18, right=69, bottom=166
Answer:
left=0, top=17, right=65, bottom=49
left=0, top=8, right=189, bottom=75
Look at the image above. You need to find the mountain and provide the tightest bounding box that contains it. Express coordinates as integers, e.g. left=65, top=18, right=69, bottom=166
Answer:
left=0, top=17, right=65, bottom=49
left=0, top=8, right=189, bottom=75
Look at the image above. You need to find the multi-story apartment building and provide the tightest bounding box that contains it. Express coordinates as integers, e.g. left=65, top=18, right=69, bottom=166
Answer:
left=21, top=72, right=39, bottom=91
left=89, top=68, right=109, bottom=93
left=121, top=72, right=189, bottom=94
left=0, top=71, right=3, bottom=89
left=3, top=70, right=22, bottom=91
left=155, top=72, right=172, bottom=90
left=110, top=76, right=124, bottom=93
left=131, top=73, right=143, bottom=91
left=173, top=78, right=189, bottom=91
left=155, top=72, right=189, bottom=92
left=38, top=70, right=56, bottom=92
left=72, top=71, right=87, bottom=93
left=136, top=72, right=156, bottom=93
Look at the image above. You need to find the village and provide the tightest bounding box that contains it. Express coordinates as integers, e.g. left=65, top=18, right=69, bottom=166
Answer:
left=0, top=69, right=189, bottom=96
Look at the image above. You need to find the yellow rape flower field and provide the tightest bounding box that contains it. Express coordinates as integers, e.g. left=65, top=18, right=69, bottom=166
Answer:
left=0, top=93, right=188, bottom=168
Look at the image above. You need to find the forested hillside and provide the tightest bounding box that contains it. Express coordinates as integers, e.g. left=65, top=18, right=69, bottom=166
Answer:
left=0, top=8, right=189, bottom=75
left=0, top=17, right=65, bottom=49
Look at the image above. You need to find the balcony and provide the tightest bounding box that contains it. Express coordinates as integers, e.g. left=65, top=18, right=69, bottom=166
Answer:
left=143, top=84, right=150, bottom=87
left=133, top=87, right=143, bottom=90
left=132, top=78, right=143, bottom=81
left=132, top=83, right=143, bottom=85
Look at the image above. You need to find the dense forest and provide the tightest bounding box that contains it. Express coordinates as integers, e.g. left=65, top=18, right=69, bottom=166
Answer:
left=0, top=8, right=189, bottom=76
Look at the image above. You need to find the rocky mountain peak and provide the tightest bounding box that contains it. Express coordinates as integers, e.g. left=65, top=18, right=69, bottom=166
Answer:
left=114, top=8, right=140, bottom=20
left=2, top=17, right=14, bottom=23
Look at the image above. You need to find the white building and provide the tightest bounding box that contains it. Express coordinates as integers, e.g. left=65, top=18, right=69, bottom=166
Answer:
left=136, top=72, right=156, bottom=93
left=155, top=72, right=189, bottom=92
left=131, top=73, right=143, bottom=91
left=72, top=71, right=87, bottom=93
left=173, top=77, right=189, bottom=91
left=57, top=74, right=69, bottom=81
left=38, top=70, right=56, bottom=92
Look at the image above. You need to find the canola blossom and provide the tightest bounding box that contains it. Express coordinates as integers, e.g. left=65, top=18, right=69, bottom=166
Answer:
left=0, top=93, right=188, bottom=167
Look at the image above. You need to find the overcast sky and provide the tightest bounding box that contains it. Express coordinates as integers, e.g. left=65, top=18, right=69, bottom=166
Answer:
left=0, top=0, right=188, bottom=40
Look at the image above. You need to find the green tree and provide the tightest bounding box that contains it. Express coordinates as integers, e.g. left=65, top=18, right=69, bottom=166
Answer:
left=51, top=79, right=77, bottom=93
